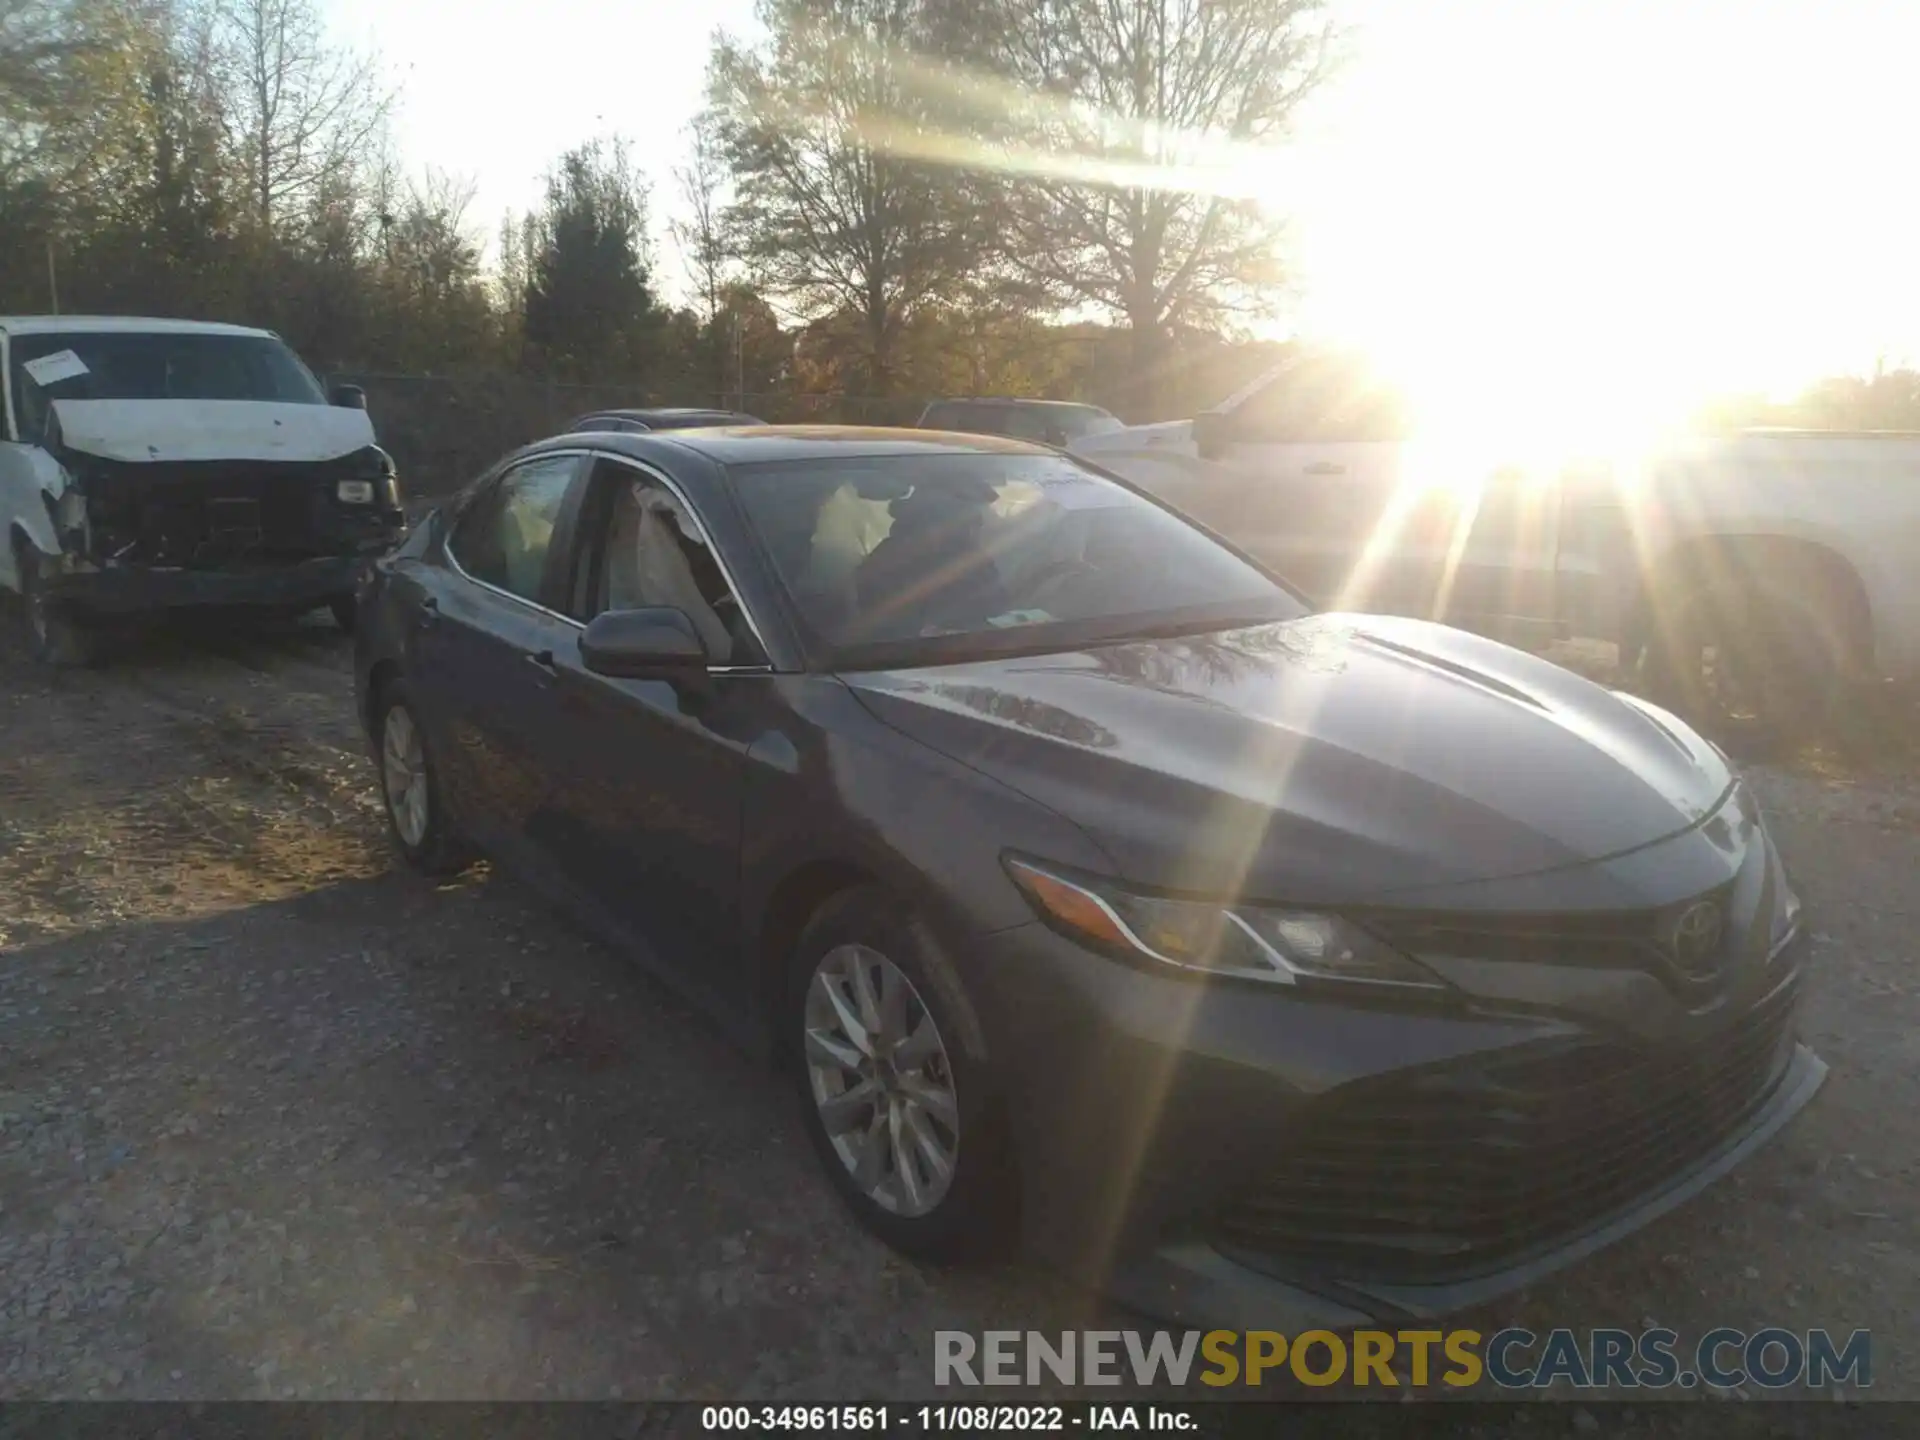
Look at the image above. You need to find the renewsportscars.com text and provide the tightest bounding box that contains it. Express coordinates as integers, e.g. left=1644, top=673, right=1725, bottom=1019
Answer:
left=934, top=1328, right=1871, bottom=1391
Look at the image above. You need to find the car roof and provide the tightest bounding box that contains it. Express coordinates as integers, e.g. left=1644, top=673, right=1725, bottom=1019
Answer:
left=0, top=315, right=275, bottom=340
left=553, top=423, right=1053, bottom=466
left=922, top=397, right=1112, bottom=412
left=581, top=407, right=760, bottom=423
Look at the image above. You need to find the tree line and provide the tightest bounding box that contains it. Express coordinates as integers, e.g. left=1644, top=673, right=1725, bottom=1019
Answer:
left=0, top=0, right=1333, bottom=417
left=2, top=0, right=1913, bottom=428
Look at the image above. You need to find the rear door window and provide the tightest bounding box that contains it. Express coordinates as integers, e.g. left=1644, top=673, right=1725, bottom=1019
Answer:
left=448, top=454, right=583, bottom=604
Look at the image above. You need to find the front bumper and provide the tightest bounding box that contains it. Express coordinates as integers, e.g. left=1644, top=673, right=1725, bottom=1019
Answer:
left=968, top=894, right=1823, bottom=1330
left=45, top=548, right=388, bottom=616
left=1108, top=1040, right=1825, bottom=1331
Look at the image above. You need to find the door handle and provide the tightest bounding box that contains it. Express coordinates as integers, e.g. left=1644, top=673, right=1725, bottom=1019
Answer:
left=417, top=595, right=439, bottom=628
left=526, top=649, right=559, bottom=681
left=1305, top=462, right=1346, bottom=477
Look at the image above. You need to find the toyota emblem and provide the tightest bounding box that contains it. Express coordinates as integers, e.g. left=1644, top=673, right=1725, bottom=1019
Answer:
left=1667, top=900, right=1726, bottom=974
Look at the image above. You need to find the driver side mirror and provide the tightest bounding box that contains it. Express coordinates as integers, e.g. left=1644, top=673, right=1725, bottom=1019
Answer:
left=579, top=606, right=710, bottom=681
left=330, top=384, right=368, bottom=410
left=1192, top=408, right=1236, bottom=460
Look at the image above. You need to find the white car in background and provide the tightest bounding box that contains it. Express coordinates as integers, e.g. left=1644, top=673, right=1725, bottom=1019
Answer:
left=0, top=316, right=406, bottom=665
left=1072, top=353, right=1920, bottom=742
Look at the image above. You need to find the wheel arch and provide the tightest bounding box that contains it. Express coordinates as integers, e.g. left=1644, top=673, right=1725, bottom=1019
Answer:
left=750, top=857, right=881, bottom=1064
left=8, top=515, right=50, bottom=582
left=1626, top=533, right=1875, bottom=677
left=361, top=657, right=404, bottom=748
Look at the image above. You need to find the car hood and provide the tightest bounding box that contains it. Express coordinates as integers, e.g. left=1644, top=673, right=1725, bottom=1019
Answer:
left=49, top=399, right=376, bottom=465
left=845, top=613, right=1733, bottom=903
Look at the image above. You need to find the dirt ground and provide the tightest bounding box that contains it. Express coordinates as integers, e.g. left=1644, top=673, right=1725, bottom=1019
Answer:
left=1, top=609, right=1916, bottom=1409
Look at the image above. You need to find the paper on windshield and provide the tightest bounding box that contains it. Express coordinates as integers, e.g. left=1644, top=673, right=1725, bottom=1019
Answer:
left=1026, top=465, right=1131, bottom=512
left=22, top=349, right=90, bottom=387
left=986, top=610, right=1053, bottom=628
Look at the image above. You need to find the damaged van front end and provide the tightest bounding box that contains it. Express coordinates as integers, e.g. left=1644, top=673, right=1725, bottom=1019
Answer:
left=34, top=398, right=406, bottom=622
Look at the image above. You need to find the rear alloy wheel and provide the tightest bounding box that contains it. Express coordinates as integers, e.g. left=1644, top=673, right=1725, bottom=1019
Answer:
left=789, top=886, right=1015, bottom=1259
left=1639, top=583, right=1840, bottom=755
left=375, top=683, right=471, bottom=875
left=15, top=543, right=99, bottom=668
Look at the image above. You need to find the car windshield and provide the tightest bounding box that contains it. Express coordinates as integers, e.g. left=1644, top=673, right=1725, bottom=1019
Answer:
left=730, top=451, right=1306, bottom=666
left=9, top=330, right=327, bottom=443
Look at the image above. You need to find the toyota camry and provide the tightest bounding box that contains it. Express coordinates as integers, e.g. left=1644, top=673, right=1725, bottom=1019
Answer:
left=352, top=426, right=1824, bottom=1327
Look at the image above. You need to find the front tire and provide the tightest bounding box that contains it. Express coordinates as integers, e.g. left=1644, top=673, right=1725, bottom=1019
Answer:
left=374, top=680, right=472, bottom=875
left=15, top=542, right=99, bottom=668
left=788, top=886, right=1015, bottom=1260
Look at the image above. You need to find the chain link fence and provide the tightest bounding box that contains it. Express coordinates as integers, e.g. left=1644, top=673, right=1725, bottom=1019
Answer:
left=322, top=371, right=932, bottom=501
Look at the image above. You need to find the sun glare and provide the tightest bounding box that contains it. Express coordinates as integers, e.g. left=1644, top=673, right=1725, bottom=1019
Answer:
left=1273, top=0, right=1917, bottom=472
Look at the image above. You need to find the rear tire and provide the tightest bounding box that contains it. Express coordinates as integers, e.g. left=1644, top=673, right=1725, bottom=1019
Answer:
left=1636, top=578, right=1852, bottom=758
left=15, top=542, right=100, bottom=669
left=373, top=678, right=473, bottom=876
left=787, top=885, right=1016, bottom=1261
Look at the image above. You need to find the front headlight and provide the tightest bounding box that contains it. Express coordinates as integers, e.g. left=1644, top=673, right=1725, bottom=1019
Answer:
left=54, top=486, right=88, bottom=542
left=338, top=446, right=401, bottom=507
left=1003, top=856, right=1446, bottom=992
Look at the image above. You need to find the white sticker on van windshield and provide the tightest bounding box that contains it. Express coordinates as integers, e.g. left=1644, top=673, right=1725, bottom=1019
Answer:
left=22, top=349, right=90, bottom=386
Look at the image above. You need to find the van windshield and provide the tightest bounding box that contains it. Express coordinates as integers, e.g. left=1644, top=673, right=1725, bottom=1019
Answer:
left=9, top=331, right=327, bottom=443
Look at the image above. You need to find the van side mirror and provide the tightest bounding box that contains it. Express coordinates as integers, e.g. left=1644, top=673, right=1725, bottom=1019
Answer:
left=1192, top=408, right=1235, bottom=460
left=330, top=384, right=367, bottom=410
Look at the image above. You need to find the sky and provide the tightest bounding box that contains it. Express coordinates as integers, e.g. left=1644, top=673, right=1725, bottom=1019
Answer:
left=323, top=0, right=1918, bottom=424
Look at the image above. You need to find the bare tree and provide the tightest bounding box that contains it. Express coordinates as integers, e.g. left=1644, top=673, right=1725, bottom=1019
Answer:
left=708, top=0, right=983, bottom=396
left=970, top=0, right=1338, bottom=412
left=670, top=115, right=735, bottom=399
left=671, top=117, right=730, bottom=328
left=215, top=0, right=390, bottom=231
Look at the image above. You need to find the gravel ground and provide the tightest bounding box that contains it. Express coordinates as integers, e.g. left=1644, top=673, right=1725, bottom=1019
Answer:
left=0, top=610, right=1915, bottom=1408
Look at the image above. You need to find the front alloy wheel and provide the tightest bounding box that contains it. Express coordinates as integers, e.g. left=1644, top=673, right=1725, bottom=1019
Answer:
left=789, top=886, right=1014, bottom=1259
left=804, top=943, right=961, bottom=1218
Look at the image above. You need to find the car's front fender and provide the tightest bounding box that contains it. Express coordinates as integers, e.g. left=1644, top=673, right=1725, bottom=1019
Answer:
left=736, top=674, right=1113, bottom=1063
left=0, top=446, right=74, bottom=589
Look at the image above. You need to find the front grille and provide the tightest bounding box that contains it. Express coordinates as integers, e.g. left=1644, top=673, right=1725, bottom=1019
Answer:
left=1211, top=975, right=1800, bottom=1284
left=78, top=454, right=385, bottom=567
left=129, top=484, right=320, bottom=562
left=1363, top=884, right=1738, bottom=999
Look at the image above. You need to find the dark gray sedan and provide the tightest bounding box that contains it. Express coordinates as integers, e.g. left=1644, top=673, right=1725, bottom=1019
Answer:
left=352, top=425, right=1824, bottom=1327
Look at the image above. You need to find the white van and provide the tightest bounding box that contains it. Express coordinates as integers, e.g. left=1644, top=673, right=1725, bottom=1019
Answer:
left=0, top=316, right=406, bottom=664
